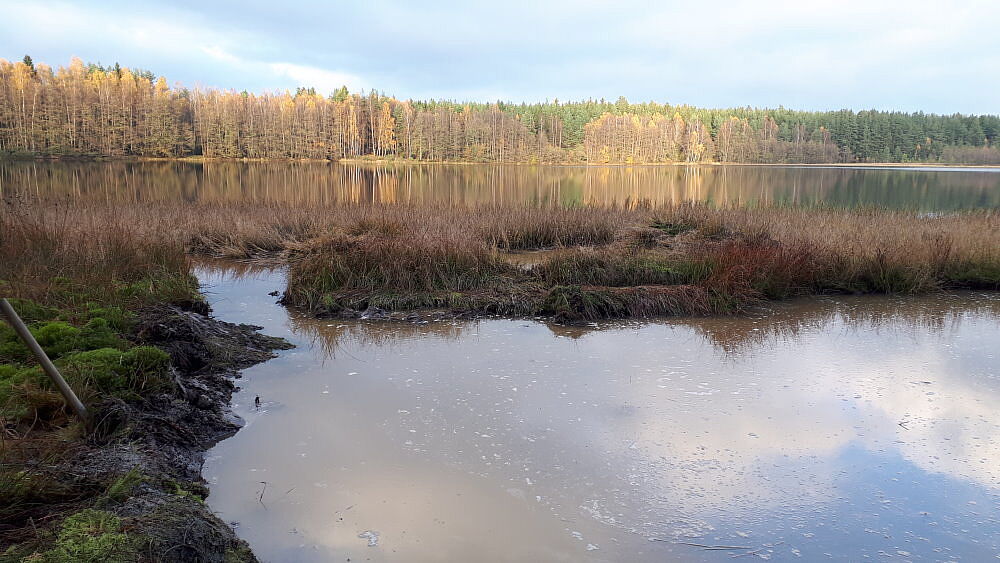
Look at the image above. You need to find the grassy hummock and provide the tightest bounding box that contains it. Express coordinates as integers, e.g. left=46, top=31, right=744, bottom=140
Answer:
left=283, top=205, right=1000, bottom=321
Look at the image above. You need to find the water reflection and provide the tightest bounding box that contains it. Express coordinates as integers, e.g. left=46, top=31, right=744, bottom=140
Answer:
left=278, top=289, right=1000, bottom=362
left=682, top=294, right=1000, bottom=355
left=198, top=266, right=1000, bottom=562
left=288, top=317, right=471, bottom=362
left=5, top=161, right=1000, bottom=209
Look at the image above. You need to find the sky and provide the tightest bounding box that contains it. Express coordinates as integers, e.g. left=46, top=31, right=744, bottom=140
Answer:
left=1, top=0, right=998, bottom=114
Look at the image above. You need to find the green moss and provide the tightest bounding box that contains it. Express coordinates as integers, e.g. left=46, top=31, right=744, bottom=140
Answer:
left=58, top=348, right=132, bottom=392
left=1, top=319, right=124, bottom=364
left=1, top=315, right=162, bottom=423
left=2, top=345, right=172, bottom=416
left=122, top=346, right=170, bottom=375
left=83, top=305, right=135, bottom=333
left=0, top=324, right=16, bottom=358
left=58, top=346, right=171, bottom=395
left=41, top=509, right=139, bottom=563
left=0, top=363, right=37, bottom=391
left=4, top=298, right=59, bottom=324
left=2, top=296, right=172, bottom=424
left=33, top=322, right=85, bottom=358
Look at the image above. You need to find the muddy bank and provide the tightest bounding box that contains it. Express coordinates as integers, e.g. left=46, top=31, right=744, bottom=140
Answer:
left=2, top=302, right=291, bottom=562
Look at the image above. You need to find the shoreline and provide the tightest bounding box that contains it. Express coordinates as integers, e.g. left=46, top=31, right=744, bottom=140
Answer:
left=4, top=154, right=1000, bottom=169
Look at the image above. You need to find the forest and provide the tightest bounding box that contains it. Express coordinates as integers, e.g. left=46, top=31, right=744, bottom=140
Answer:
left=2, top=56, right=1000, bottom=164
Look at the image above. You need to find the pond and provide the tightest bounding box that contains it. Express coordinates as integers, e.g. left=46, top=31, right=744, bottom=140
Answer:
left=3, top=161, right=1000, bottom=210
left=198, top=264, right=1000, bottom=562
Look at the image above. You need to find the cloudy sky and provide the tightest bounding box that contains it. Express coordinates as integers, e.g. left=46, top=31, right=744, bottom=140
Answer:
left=2, top=0, right=997, bottom=113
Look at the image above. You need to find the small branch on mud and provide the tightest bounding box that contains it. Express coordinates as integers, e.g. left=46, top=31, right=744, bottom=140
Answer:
left=258, top=481, right=268, bottom=509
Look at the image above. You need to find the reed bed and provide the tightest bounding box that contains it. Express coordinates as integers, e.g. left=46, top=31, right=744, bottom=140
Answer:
left=1, top=197, right=194, bottom=312
left=2, top=197, right=998, bottom=320
left=278, top=203, right=999, bottom=319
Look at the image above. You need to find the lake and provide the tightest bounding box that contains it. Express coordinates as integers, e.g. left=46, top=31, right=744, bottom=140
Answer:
left=198, top=264, right=1000, bottom=562
left=3, top=161, right=1000, bottom=209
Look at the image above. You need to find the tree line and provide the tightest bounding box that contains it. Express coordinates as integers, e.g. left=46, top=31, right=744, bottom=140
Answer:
left=2, top=56, right=999, bottom=164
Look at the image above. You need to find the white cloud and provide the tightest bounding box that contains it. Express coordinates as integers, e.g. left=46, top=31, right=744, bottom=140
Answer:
left=1, top=0, right=369, bottom=95
left=268, top=62, right=366, bottom=95
left=200, top=45, right=242, bottom=65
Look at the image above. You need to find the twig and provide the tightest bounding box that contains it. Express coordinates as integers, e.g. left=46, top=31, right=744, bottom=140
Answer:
left=731, top=541, right=784, bottom=558
left=258, top=481, right=268, bottom=509
left=676, top=541, right=752, bottom=550
left=651, top=539, right=751, bottom=550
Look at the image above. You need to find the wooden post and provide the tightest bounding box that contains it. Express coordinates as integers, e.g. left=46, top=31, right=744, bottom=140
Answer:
left=0, top=298, right=90, bottom=426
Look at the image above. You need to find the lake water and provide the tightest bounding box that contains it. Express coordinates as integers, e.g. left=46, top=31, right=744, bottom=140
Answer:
left=3, top=161, right=1000, bottom=209
left=198, top=264, right=1000, bottom=562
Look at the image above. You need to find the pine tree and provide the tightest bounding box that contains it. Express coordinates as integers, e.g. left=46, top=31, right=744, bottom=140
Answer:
left=22, top=55, right=35, bottom=77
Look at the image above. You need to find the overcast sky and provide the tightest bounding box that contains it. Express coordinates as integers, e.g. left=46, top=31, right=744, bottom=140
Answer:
left=2, top=0, right=998, bottom=114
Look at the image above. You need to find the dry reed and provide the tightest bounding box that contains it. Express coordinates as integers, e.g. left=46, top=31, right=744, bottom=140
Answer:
left=2, top=197, right=998, bottom=320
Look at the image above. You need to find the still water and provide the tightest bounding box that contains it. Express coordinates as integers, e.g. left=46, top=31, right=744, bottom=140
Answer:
left=3, top=160, right=1000, bottom=209
left=199, top=265, right=1000, bottom=562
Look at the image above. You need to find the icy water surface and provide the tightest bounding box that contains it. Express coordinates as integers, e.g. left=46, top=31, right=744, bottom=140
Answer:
left=199, top=265, right=1000, bottom=562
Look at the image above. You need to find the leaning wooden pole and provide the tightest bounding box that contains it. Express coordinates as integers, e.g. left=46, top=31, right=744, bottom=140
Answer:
left=0, top=298, right=90, bottom=426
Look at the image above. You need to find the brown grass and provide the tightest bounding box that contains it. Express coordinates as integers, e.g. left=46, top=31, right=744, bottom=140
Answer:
left=280, top=203, right=999, bottom=319
left=1, top=197, right=193, bottom=311
left=2, top=197, right=998, bottom=320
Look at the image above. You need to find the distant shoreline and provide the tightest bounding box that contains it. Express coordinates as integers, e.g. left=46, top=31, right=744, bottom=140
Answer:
left=4, top=154, right=1000, bottom=169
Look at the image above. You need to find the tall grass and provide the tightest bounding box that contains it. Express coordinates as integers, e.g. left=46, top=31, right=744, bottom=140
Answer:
left=282, top=204, right=999, bottom=319
left=0, top=197, right=194, bottom=311
left=3, top=197, right=998, bottom=320
left=286, top=230, right=526, bottom=314
left=654, top=206, right=1000, bottom=293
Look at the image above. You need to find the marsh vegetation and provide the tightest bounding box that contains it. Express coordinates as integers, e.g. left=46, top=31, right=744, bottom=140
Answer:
left=5, top=196, right=997, bottom=324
